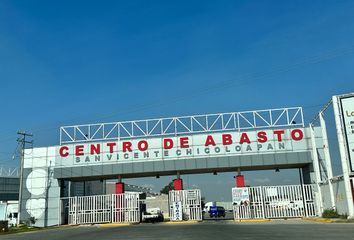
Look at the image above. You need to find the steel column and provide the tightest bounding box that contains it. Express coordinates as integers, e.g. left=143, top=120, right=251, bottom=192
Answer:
left=332, top=96, right=354, bottom=218
left=319, top=112, right=336, bottom=208
left=309, top=124, right=324, bottom=214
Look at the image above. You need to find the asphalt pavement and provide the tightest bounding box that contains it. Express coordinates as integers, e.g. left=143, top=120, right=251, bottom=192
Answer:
left=1, top=220, right=353, bottom=240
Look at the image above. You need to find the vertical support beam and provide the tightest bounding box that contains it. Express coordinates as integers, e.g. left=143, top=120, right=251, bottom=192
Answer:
left=174, top=171, right=183, bottom=190
left=111, top=194, right=114, bottom=223
left=173, top=178, right=183, bottom=190
left=259, top=186, right=265, bottom=219
left=57, top=197, right=61, bottom=226
left=74, top=196, right=78, bottom=225
left=310, top=123, right=324, bottom=214
left=235, top=175, right=245, bottom=187
left=319, top=112, right=336, bottom=208
left=299, top=169, right=309, bottom=217
left=235, top=168, right=245, bottom=188
left=332, top=96, right=354, bottom=218
left=68, top=181, right=71, bottom=198
left=301, top=165, right=312, bottom=184
left=115, top=182, right=125, bottom=194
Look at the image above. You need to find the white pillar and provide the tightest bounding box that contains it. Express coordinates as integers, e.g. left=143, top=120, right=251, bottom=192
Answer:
left=319, top=112, right=336, bottom=209
left=332, top=96, right=354, bottom=218
left=310, top=124, right=324, bottom=214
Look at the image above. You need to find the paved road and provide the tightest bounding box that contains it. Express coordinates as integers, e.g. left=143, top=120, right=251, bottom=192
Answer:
left=1, top=220, right=353, bottom=240
left=203, top=211, right=234, bottom=220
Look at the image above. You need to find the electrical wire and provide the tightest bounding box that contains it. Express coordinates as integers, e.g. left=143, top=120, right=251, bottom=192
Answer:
left=0, top=44, right=353, bottom=145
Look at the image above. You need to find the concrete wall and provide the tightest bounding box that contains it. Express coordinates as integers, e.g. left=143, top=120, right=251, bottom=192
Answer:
left=215, top=202, right=233, bottom=211
left=22, top=147, right=60, bottom=227
left=320, top=178, right=349, bottom=215
left=144, top=194, right=169, bottom=218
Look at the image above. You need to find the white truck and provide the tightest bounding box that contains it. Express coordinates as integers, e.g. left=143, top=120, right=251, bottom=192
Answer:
left=0, top=201, right=18, bottom=226
left=142, top=208, right=164, bottom=223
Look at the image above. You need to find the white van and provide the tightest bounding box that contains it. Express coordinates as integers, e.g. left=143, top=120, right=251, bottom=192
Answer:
left=203, top=202, right=216, bottom=213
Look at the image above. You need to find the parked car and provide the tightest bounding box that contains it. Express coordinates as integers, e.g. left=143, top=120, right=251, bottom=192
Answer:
left=208, top=206, right=226, bottom=218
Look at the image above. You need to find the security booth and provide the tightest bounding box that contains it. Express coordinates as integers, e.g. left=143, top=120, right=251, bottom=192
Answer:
left=20, top=100, right=354, bottom=227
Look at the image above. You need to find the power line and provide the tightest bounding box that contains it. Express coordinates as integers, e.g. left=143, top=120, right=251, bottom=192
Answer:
left=0, top=44, right=352, bottom=144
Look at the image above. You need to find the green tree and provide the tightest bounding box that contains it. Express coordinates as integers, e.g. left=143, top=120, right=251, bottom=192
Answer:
left=160, top=181, right=174, bottom=194
left=201, top=196, right=206, bottom=210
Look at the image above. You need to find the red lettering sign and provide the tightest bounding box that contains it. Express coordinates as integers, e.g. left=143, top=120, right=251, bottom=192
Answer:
left=291, top=129, right=303, bottom=141
left=205, top=135, right=216, bottom=146
left=163, top=138, right=174, bottom=149
left=137, top=140, right=148, bottom=151
left=180, top=137, right=189, bottom=148
left=106, top=142, right=116, bottom=153
left=75, top=145, right=84, bottom=156
left=257, top=131, right=267, bottom=143
left=90, top=144, right=100, bottom=155
left=122, top=142, right=132, bottom=152
left=222, top=134, right=233, bottom=145
left=59, top=146, right=69, bottom=157
left=274, top=130, right=285, bottom=142
left=239, top=133, right=250, bottom=144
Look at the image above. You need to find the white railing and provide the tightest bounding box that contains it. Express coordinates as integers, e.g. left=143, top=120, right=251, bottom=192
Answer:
left=60, top=107, right=304, bottom=144
left=169, top=189, right=202, bottom=221
left=233, top=186, right=264, bottom=220
left=66, top=193, right=140, bottom=225
left=233, top=184, right=317, bottom=220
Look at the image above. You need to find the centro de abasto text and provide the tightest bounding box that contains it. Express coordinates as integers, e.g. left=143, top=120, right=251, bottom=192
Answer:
left=58, top=128, right=305, bottom=165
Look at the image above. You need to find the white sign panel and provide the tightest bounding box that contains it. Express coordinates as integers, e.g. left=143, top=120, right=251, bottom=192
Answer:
left=232, top=187, right=250, bottom=206
left=172, top=201, right=183, bottom=221
left=340, top=96, right=354, bottom=172
left=55, top=128, right=309, bottom=167
left=187, top=190, right=197, bottom=200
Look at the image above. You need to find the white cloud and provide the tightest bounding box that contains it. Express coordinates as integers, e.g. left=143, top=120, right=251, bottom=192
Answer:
left=141, top=183, right=155, bottom=189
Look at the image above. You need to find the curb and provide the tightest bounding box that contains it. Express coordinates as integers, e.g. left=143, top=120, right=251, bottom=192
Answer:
left=97, top=223, right=132, bottom=227
left=302, top=218, right=334, bottom=223
left=160, top=221, right=200, bottom=225
left=232, top=219, right=271, bottom=223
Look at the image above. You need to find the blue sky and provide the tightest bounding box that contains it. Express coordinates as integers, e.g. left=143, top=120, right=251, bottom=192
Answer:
left=1, top=1, right=354, bottom=200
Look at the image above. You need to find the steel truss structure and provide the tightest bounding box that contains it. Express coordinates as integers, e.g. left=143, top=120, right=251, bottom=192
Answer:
left=60, top=107, right=304, bottom=144
left=0, top=167, right=19, bottom=177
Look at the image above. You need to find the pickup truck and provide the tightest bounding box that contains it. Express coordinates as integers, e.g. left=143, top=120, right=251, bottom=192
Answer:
left=142, top=208, right=164, bottom=223
left=208, top=206, right=226, bottom=218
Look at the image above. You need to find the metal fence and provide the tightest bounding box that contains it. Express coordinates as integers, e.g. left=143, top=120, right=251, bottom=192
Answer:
left=233, top=184, right=317, bottom=220
left=169, top=189, right=202, bottom=221
left=65, top=193, right=140, bottom=225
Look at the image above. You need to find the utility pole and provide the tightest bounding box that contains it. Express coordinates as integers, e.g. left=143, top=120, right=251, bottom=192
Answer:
left=16, top=131, right=33, bottom=225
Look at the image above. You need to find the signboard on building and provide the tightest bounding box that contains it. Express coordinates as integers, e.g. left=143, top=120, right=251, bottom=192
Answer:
left=172, top=201, right=183, bottom=221
left=340, top=96, right=354, bottom=172
left=56, top=128, right=308, bottom=168
left=232, top=187, right=250, bottom=206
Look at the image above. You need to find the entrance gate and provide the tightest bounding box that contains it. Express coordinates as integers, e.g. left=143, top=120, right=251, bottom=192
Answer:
left=169, top=189, right=202, bottom=221
left=232, top=184, right=317, bottom=220
left=64, top=193, right=140, bottom=225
